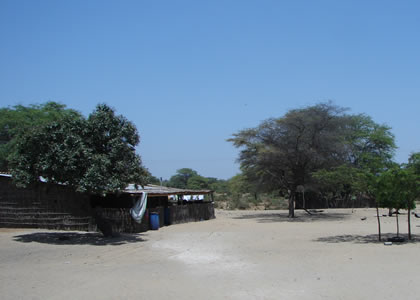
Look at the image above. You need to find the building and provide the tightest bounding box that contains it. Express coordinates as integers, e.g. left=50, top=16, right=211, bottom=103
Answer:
left=0, top=174, right=215, bottom=234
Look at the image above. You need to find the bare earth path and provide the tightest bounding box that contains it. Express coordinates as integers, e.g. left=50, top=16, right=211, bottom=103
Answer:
left=1, top=208, right=420, bottom=300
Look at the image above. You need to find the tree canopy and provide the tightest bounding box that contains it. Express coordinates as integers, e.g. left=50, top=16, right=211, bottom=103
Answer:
left=229, top=102, right=396, bottom=217
left=165, top=168, right=229, bottom=192
left=10, top=104, right=148, bottom=195
left=0, top=102, right=81, bottom=171
left=374, top=165, right=419, bottom=239
left=312, top=113, right=396, bottom=203
left=408, top=152, right=420, bottom=175
left=167, top=168, right=199, bottom=189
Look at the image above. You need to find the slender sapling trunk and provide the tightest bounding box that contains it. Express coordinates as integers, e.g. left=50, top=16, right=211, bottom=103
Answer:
left=288, top=191, right=295, bottom=218
left=376, top=203, right=381, bottom=241
left=408, top=207, right=412, bottom=240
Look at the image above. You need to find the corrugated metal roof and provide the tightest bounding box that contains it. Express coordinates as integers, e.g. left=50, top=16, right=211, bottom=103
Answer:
left=0, top=174, right=212, bottom=196
left=125, top=184, right=212, bottom=195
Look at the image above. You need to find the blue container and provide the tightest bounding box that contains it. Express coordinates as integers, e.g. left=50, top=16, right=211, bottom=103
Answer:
left=149, top=212, right=160, bottom=230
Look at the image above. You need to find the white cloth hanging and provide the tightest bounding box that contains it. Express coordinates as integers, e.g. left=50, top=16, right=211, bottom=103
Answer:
left=130, top=192, right=148, bottom=223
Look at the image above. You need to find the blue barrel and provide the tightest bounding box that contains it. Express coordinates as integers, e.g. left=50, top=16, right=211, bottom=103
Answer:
left=149, top=212, right=160, bottom=230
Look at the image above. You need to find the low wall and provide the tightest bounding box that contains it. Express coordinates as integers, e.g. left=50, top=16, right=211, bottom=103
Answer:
left=94, top=208, right=150, bottom=234
left=0, top=176, right=92, bottom=216
left=170, top=203, right=215, bottom=224
left=0, top=176, right=95, bottom=231
left=94, top=203, right=216, bottom=233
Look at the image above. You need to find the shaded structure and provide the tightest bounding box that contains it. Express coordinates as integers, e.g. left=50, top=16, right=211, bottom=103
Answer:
left=93, top=184, right=215, bottom=233
left=0, top=174, right=215, bottom=233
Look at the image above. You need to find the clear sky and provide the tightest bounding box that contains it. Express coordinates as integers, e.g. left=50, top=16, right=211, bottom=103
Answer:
left=1, top=0, right=420, bottom=180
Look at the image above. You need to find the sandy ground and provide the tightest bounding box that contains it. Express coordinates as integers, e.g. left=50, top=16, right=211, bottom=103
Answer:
left=1, top=208, right=420, bottom=300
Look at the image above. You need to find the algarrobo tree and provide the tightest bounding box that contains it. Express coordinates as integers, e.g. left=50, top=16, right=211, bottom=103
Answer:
left=10, top=104, right=148, bottom=195
left=229, top=102, right=396, bottom=218
left=229, top=102, right=351, bottom=217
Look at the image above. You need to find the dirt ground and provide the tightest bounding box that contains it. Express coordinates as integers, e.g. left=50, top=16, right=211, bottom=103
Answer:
left=1, top=208, right=420, bottom=300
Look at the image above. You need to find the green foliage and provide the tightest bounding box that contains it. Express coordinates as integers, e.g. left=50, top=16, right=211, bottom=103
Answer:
left=10, top=115, right=88, bottom=188
left=229, top=102, right=396, bottom=215
left=167, top=168, right=199, bottom=188
left=187, top=175, right=209, bottom=189
left=229, top=102, right=350, bottom=215
left=209, top=178, right=229, bottom=194
left=164, top=169, right=287, bottom=210
left=374, top=166, right=418, bottom=211
left=374, top=165, right=419, bottom=238
left=344, top=114, right=396, bottom=173
left=81, top=104, right=147, bottom=194
left=408, top=152, right=420, bottom=175
left=312, top=114, right=396, bottom=205
left=313, top=165, right=370, bottom=200
left=0, top=102, right=81, bottom=171
left=165, top=168, right=230, bottom=192
left=147, top=175, right=161, bottom=185
left=230, top=102, right=351, bottom=189
left=10, top=104, right=148, bottom=195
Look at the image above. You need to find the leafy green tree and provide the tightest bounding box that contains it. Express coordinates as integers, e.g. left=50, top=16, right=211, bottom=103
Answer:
left=408, top=152, right=420, bottom=175
left=229, top=102, right=353, bottom=217
left=81, top=104, right=147, bottom=194
left=147, top=175, right=162, bottom=185
left=230, top=102, right=397, bottom=217
left=313, top=114, right=396, bottom=238
left=10, top=115, right=88, bottom=188
left=10, top=104, right=148, bottom=195
left=0, top=102, right=81, bottom=171
left=167, top=168, right=198, bottom=188
left=312, top=114, right=395, bottom=193
left=313, top=165, right=370, bottom=203
left=187, top=175, right=209, bottom=190
left=208, top=178, right=229, bottom=194
left=343, top=114, right=396, bottom=172
left=374, top=166, right=419, bottom=240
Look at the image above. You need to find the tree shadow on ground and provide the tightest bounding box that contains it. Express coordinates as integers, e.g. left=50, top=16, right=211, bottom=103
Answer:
left=315, top=233, right=420, bottom=244
left=13, top=231, right=146, bottom=246
left=233, top=210, right=351, bottom=223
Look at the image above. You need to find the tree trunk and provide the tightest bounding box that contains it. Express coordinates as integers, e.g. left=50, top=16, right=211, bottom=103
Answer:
left=288, top=191, right=295, bottom=218
left=396, top=212, right=399, bottom=237
left=408, top=207, right=412, bottom=240
left=376, top=203, right=381, bottom=241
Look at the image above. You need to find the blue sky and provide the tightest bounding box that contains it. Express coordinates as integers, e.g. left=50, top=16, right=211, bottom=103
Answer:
left=1, top=0, right=420, bottom=180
